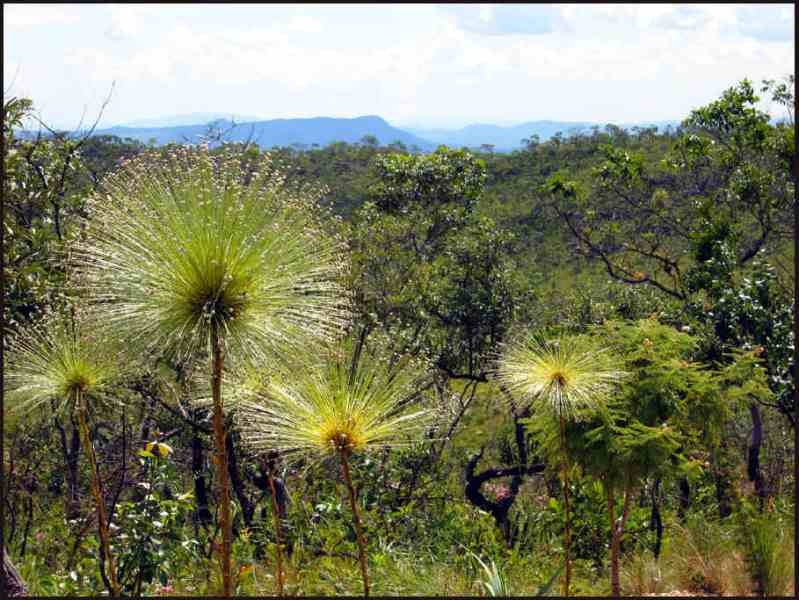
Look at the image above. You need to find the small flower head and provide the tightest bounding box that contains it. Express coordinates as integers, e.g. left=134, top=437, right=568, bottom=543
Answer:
left=145, top=441, right=173, bottom=458
left=495, top=334, right=626, bottom=420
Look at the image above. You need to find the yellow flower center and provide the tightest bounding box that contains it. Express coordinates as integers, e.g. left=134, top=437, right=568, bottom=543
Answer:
left=551, top=371, right=568, bottom=388
left=320, top=417, right=365, bottom=453
left=66, top=372, right=95, bottom=395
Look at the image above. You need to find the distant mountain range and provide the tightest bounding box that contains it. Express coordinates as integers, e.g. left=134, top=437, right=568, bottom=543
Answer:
left=19, top=114, right=684, bottom=152
left=120, top=113, right=265, bottom=128
left=408, top=120, right=682, bottom=150
left=91, top=115, right=435, bottom=151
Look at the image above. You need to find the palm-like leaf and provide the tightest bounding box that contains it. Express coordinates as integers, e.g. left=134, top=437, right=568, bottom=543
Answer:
left=236, top=343, right=431, bottom=460
left=495, top=334, right=626, bottom=420
left=4, top=311, right=127, bottom=417
left=237, top=341, right=431, bottom=597
left=71, top=146, right=349, bottom=365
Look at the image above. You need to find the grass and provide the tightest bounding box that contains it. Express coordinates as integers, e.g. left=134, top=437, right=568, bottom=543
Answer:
left=12, top=503, right=794, bottom=597
left=620, top=512, right=754, bottom=596
left=740, top=506, right=795, bottom=596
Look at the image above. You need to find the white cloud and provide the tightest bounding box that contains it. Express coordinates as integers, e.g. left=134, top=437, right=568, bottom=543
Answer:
left=654, top=6, right=711, bottom=30
left=104, top=5, right=162, bottom=41
left=442, top=5, right=568, bottom=36
left=4, top=4, right=78, bottom=29
left=736, top=5, right=793, bottom=41
left=283, top=15, right=323, bottom=35
left=4, top=4, right=795, bottom=128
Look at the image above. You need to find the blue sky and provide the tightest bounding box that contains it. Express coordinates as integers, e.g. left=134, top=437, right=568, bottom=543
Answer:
left=3, top=3, right=794, bottom=129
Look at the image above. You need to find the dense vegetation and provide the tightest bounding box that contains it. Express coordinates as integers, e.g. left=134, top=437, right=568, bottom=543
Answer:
left=2, top=75, right=795, bottom=597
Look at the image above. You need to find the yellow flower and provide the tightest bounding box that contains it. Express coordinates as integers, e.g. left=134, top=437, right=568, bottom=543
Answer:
left=156, top=442, right=173, bottom=457
left=145, top=441, right=173, bottom=457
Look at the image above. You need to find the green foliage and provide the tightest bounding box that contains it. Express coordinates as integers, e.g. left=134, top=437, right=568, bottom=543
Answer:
left=593, top=319, right=728, bottom=444
left=368, top=147, right=486, bottom=217
left=688, top=255, right=794, bottom=421
left=114, top=444, right=196, bottom=594
left=547, top=78, right=794, bottom=301
left=3, top=76, right=795, bottom=598
left=466, top=549, right=512, bottom=596
left=2, top=98, right=73, bottom=326
left=351, top=147, right=516, bottom=380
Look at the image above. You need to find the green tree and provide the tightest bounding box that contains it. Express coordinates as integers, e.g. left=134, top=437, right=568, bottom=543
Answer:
left=574, top=319, right=763, bottom=594
left=548, top=78, right=794, bottom=301
left=351, top=148, right=517, bottom=459
left=348, top=148, right=526, bottom=533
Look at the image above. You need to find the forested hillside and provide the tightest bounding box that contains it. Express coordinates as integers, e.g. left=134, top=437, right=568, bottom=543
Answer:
left=2, top=76, right=795, bottom=597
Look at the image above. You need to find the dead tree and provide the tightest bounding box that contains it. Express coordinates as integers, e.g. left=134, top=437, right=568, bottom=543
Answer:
left=464, top=408, right=545, bottom=545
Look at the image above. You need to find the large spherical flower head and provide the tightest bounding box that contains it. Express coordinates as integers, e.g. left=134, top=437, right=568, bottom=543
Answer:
left=72, top=145, right=350, bottom=366
left=495, top=334, right=626, bottom=420
left=236, top=343, right=432, bottom=460
left=4, top=311, right=127, bottom=417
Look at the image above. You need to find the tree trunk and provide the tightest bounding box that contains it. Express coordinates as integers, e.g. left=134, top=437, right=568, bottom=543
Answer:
left=210, top=327, right=233, bottom=597
left=19, top=496, right=33, bottom=558
left=714, top=474, right=733, bottom=518
left=76, top=392, right=120, bottom=597
left=272, top=477, right=291, bottom=555
left=747, top=403, right=767, bottom=510
left=267, top=468, right=285, bottom=596
left=254, top=461, right=292, bottom=557
left=139, top=392, right=157, bottom=442
left=192, top=423, right=212, bottom=530
left=56, top=415, right=81, bottom=520
left=3, top=548, right=28, bottom=597
left=463, top=447, right=545, bottom=546
left=559, top=415, right=572, bottom=597
left=677, top=477, right=691, bottom=520
left=713, top=438, right=734, bottom=519
left=226, top=429, right=255, bottom=527
left=649, top=478, right=663, bottom=559
left=339, top=448, right=369, bottom=597
left=607, top=489, right=620, bottom=597
left=608, top=486, right=632, bottom=597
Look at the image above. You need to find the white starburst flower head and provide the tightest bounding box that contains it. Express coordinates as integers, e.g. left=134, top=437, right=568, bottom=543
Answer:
left=495, top=334, right=627, bottom=421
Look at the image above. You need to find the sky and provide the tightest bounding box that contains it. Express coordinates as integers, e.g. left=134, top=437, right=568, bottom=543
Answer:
left=3, top=3, right=794, bottom=130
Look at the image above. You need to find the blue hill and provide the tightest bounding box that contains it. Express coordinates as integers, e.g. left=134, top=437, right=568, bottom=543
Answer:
left=408, top=120, right=682, bottom=151
left=14, top=116, right=689, bottom=152
left=92, top=115, right=435, bottom=150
